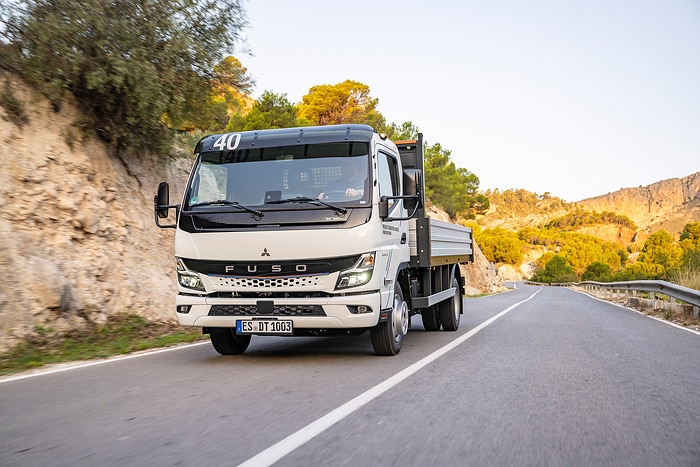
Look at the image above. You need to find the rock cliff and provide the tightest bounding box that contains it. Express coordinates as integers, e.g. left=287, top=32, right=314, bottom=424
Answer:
left=0, top=74, right=194, bottom=349
left=578, top=172, right=700, bottom=237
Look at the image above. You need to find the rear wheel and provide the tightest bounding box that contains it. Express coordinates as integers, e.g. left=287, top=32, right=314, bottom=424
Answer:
left=422, top=306, right=441, bottom=331
left=209, top=328, right=251, bottom=355
left=371, top=283, right=409, bottom=356
left=439, top=275, right=462, bottom=331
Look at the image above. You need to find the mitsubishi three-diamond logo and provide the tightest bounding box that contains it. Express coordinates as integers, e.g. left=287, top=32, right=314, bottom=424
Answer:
left=261, top=248, right=270, bottom=257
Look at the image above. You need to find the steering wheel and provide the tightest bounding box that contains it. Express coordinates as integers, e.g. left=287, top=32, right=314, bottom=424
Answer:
left=323, top=190, right=350, bottom=201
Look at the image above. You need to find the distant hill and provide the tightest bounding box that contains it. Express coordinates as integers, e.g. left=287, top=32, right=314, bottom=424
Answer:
left=476, top=189, right=574, bottom=231
left=578, top=172, right=700, bottom=238
left=475, top=172, right=700, bottom=247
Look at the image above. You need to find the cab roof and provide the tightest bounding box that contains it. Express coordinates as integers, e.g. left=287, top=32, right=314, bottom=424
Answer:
left=195, top=124, right=377, bottom=153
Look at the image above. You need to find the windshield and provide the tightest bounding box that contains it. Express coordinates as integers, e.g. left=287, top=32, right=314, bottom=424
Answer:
left=185, top=142, right=370, bottom=210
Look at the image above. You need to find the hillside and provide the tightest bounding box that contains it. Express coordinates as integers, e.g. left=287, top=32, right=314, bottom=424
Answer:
left=477, top=174, right=700, bottom=246
left=0, top=75, right=502, bottom=350
left=469, top=171, right=700, bottom=282
left=578, top=173, right=700, bottom=238
left=476, top=190, right=572, bottom=230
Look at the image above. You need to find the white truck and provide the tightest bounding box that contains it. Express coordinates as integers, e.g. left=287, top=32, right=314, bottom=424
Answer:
left=155, top=124, right=473, bottom=355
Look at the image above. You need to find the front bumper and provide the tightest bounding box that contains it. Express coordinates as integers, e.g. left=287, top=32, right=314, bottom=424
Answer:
left=175, top=292, right=382, bottom=329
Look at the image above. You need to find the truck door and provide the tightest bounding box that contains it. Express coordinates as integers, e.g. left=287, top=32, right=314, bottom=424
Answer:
left=377, top=150, right=407, bottom=309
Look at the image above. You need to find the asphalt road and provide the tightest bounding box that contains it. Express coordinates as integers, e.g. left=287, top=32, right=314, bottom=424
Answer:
left=1, top=285, right=699, bottom=466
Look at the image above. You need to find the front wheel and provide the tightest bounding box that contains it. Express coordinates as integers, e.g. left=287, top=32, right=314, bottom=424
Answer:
left=209, top=328, right=251, bottom=355
left=371, top=283, right=409, bottom=356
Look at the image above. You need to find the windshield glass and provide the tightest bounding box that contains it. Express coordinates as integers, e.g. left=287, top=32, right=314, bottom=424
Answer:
left=185, top=142, right=370, bottom=210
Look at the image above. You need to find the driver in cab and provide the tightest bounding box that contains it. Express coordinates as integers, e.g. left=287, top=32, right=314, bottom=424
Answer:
left=319, top=158, right=366, bottom=200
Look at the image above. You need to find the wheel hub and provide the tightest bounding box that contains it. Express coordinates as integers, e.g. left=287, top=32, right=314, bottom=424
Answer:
left=392, top=295, right=409, bottom=342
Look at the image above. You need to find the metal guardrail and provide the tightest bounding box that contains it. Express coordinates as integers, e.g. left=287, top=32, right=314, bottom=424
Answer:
left=578, top=280, right=700, bottom=308
left=523, top=279, right=700, bottom=318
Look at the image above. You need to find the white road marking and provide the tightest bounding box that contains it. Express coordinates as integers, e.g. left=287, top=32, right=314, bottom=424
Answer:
left=0, top=341, right=211, bottom=384
left=238, top=289, right=541, bottom=467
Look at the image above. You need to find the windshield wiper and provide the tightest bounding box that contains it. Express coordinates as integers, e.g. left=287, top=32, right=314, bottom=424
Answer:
left=189, top=200, right=263, bottom=220
left=267, top=197, right=347, bottom=216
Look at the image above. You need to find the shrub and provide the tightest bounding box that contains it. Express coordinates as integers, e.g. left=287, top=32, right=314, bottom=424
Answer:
left=0, top=80, right=29, bottom=127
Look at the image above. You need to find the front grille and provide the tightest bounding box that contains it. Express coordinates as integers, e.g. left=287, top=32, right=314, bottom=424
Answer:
left=209, top=304, right=326, bottom=317
left=212, top=275, right=323, bottom=289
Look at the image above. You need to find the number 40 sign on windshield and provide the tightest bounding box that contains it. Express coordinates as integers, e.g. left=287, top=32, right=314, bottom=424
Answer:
left=212, top=133, right=241, bottom=151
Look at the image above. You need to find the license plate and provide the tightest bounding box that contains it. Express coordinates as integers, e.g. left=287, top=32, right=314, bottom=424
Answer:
left=236, top=319, right=293, bottom=335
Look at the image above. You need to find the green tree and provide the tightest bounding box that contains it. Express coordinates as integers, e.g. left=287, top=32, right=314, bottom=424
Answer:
left=0, top=0, right=248, bottom=153
left=680, top=248, right=700, bottom=271
left=476, top=228, right=524, bottom=265
left=227, top=91, right=299, bottom=131
left=679, top=223, right=700, bottom=251
left=534, top=252, right=555, bottom=271
left=298, top=80, right=382, bottom=125
left=612, top=262, right=661, bottom=281
left=212, top=56, right=254, bottom=98
left=637, top=229, right=683, bottom=277
left=424, top=142, right=488, bottom=219
left=559, top=233, right=622, bottom=275
left=546, top=209, right=637, bottom=230
left=532, top=254, right=579, bottom=283
left=384, top=121, right=419, bottom=141
left=581, top=262, right=612, bottom=281
left=671, top=223, right=700, bottom=288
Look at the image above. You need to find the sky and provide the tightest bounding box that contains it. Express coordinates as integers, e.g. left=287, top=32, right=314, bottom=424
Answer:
left=238, top=0, right=699, bottom=202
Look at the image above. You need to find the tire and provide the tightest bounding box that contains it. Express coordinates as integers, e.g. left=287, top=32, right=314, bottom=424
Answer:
left=209, top=328, right=251, bottom=355
left=422, top=306, right=441, bottom=331
left=371, top=283, right=409, bottom=356
left=439, top=275, right=462, bottom=331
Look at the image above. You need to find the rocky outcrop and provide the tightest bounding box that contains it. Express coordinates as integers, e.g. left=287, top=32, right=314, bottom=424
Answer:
left=0, top=74, right=192, bottom=350
left=579, top=173, right=700, bottom=237
left=576, top=224, right=647, bottom=248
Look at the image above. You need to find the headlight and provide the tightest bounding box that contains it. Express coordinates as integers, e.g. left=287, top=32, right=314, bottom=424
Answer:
left=336, top=252, right=375, bottom=289
left=176, top=258, right=205, bottom=291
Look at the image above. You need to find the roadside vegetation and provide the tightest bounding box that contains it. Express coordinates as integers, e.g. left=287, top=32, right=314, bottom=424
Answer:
left=476, top=199, right=700, bottom=288
left=0, top=315, right=206, bottom=377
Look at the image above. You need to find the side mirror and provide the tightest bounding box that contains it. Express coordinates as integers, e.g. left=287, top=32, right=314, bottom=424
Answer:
left=154, top=182, right=179, bottom=229
left=155, top=182, right=170, bottom=219
left=402, top=169, right=422, bottom=212
left=379, top=196, right=389, bottom=218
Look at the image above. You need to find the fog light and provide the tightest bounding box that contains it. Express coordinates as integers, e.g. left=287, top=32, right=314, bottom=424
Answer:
left=348, top=305, right=372, bottom=314
left=176, top=305, right=192, bottom=314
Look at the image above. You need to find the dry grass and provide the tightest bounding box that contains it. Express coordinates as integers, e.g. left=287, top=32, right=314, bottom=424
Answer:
left=0, top=314, right=206, bottom=376
left=670, top=265, right=700, bottom=291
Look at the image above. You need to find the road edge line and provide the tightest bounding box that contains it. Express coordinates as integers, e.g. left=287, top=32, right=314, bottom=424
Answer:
left=0, top=341, right=211, bottom=384
left=571, top=288, right=700, bottom=336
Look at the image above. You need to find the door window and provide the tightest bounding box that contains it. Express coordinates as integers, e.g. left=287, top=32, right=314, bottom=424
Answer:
left=378, top=151, right=400, bottom=210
